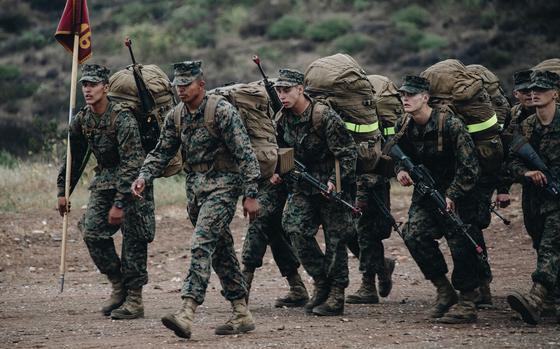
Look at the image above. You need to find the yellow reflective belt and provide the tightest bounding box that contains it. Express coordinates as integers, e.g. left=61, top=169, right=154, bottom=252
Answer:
left=466, top=113, right=497, bottom=133
left=383, top=126, right=395, bottom=136
left=344, top=121, right=379, bottom=133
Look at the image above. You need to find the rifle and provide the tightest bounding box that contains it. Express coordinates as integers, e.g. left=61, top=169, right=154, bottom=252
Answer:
left=490, top=203, right=511, bottom=226
left=252, top=55, right=283, bottom=113
left=389, top=144, right=488, bottom=263
left=124, top=37, right=160, bottom=151
left=291, top=159, right=362, bottom=217
left=371, top=191, right=403, bottom=238
left=510, top=135, right=560, bottom=198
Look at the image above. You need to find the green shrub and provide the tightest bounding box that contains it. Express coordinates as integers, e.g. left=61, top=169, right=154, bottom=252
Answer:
left=0, top=150, right=18, bottom=169
left=418, top=33, right=448, bottom=50
left=267, top=15, right=306, bottom=40
left=305, top=17, right=352, bottom=42
left=0, top=65, right=21, bottom=81
left=391, top=4, right=431, bottom=28
left=0, top=12, right=31, bottom=33
left=333, top=33, right=372, bottom=54
left=217, top=5, right=249, bottom=33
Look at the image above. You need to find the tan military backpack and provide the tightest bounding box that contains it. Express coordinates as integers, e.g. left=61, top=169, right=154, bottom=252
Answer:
left=304, top=53, right=382, bottom=173
left=420, top=59, right=503, bottom=176
left=532, top=58, right=560, bottom=74
left=367, top=75, right=403, bottom=137
left=204, top=83, right=278, bottom=179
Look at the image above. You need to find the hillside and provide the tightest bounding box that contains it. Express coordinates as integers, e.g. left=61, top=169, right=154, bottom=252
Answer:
left=1, top=0, right=559, bottom=156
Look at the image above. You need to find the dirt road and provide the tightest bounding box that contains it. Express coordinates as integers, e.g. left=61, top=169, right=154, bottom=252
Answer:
left=1, top=187, right=559, bottom=348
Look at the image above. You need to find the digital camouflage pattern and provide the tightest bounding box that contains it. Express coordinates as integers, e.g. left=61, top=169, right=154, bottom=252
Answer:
left=274, top=68, right=305, bottom=87
left=242, top=180, right=300, bottom=276
left=394, top=108, right=484, bottom=291
left=351, top=174, right=392, bottom=276
left=398, top=75, right=430, bottom=94
left=509, top=107, right=560, bottom=291
left=57, top=100, right=154, bottom=289
left=139, top=94, right=260, bottom=304
left=172, top=60, right=203, bottom=86
left=79, top=63, right=110, bottom=83
left=277, top=98, right=357, bottom=288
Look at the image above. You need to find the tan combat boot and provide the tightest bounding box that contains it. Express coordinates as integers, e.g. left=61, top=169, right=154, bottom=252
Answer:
left=275, top=272, right=309, bottom=308
left=161, top=297, right=198, bottom=339
left=101, top=274, right=126, bottom=316
left=475, top=280, right=494, bottom=309
left=312, top=286, right=345, bottom=316
left=378, top=257, right=396, bottom=298
left=428, top=276, right=458, bottom=318
left=437, top=290, right=478, bottom=324
left=304, top=278, right=330, bottom=314
left=346, top=274, right=379, bottom=304
left=507, top=282, right=547, bottom=325
left=215, top=298, right=256, bottom=335
left=111, top=288, right=144, bottom=319
left=243, top=269, right=254, bottom=304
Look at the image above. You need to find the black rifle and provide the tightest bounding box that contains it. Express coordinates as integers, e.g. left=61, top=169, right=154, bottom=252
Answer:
left=511, top=135, right=560, bottom=198
left=252, top=55, right=283, bottom=113
left=490, top=203, right=511, bottom=226
left=124, top=37, right=160, bottom=151
left=389, top=144, right=488, bottom=263
left=291, top=159, right=362, bottom=217
left=371, top=191, right=403, bottom=238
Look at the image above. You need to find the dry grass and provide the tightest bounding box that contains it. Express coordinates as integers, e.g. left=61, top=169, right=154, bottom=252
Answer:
left=0, top=161, right=186, bottom=213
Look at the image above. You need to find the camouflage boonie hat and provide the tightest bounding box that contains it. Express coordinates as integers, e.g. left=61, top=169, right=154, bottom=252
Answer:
left=79, top=64, right=110, bottom=83
left=398, top=75, right=430, bottom=94
left=513, top=70, right=532, bottom=91
left=274, top=68, right=304, bottom=87
left=529, top=70, right=560, bottom=90
left=172, top=60, right=203, bottom=86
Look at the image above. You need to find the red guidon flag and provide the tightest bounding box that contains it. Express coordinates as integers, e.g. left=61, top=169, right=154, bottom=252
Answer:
left=55, top=0, right=92, bottom=63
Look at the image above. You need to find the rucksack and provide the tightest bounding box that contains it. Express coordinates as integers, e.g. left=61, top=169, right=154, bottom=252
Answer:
left=173, top=84, right=278, bottom=179
left=367, top=75, right=404, bottom=137
left=304, top=53, right=382, bottom=173
left=466, top=64, right=511, bottom=129
left=420, top=59, right=503, bottom=176
left=533, top=58, right=560, bottom=74
left=108, top=64, right=182, bottom=177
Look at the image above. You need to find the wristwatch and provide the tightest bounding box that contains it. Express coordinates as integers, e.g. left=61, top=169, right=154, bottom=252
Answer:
left=114, top=201, right=124, bottom=209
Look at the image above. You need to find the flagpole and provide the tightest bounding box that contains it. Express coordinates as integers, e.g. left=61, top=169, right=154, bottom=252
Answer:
left=59, top=34, right=80, bottom=293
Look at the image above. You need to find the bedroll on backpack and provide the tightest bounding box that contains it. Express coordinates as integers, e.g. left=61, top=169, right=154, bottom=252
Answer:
left=466, top=64, right=511, bottom=128
left=422, top=59, right=503, bottom=176
left=533, top=58, right=560, bottom=75
left=304, top=53, right=382, bottom=173
left=108, top=64, right=182, bottom=177
left=208, top=83, right=278, bottom=179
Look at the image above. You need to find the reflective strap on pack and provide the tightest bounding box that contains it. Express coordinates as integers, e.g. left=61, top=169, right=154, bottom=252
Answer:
left=466, top=113, right=498, bottom=133
left=383, top=126, right=395, bottom=136
left=344, top=121, right=379, bottom=133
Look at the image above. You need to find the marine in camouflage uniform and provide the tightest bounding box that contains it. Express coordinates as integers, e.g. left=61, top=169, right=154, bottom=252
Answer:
left=133, top=61, right=260, bottom=339
left=394, top=76, right=483, bottom=324
left=241, top=178, right=309, bottom=307
left=56, top=64, right=154, bottom=320
left=507, top=70, right=560, bottom=325
left=505, top=70, right=537, bottom=132
left=272, top=68, right=357, bottom=316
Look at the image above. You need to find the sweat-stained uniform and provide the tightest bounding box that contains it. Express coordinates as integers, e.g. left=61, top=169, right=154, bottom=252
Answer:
left=394, top=107, right=484, bottom=292
left=138, top=94, right=260, bottom=305
left=57, top=100, right=155, bottom=289
left=277, top=98, right=357, bottom=289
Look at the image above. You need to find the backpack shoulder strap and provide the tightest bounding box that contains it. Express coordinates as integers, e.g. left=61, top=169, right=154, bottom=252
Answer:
left=310, top=101, right=329, bottom=134
left=204, top=94, right=227, bottom=138
left=382, top=113, right=411, bottom=155
left=173, top=102, right=184, bottom=135
left=437, top=110, right=446, bottom=152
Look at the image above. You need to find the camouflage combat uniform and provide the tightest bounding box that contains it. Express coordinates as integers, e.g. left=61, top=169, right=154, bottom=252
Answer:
left=394, top=107, right=483, bottom=293
left=241, top=180, right=300, bottom=277
left=57, top=66, right=154, bottom=292
left=509, top=106, right=560, bottom=300
left=138, top=65, right=260, bottom=305
left=277, top=91, right=357, bottom=311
